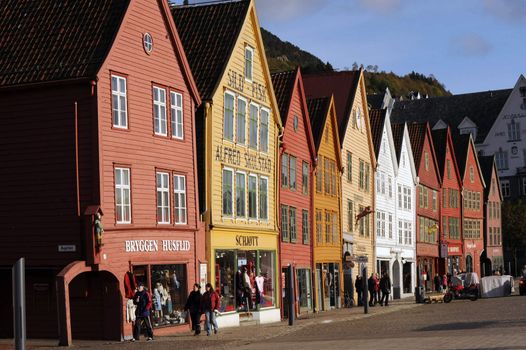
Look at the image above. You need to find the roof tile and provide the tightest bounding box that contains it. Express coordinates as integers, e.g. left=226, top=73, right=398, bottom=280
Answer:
left=271, top=69, right=296, bottom=125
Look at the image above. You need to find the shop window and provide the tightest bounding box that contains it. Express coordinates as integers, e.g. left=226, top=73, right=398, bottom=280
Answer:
left=132, top=264, right=187, bottom=327
left=215, top=250, right=275, bottom=313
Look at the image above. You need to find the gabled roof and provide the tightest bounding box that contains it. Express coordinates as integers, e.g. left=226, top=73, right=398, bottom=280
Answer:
left=307, top=96, right=331, bottom=151
left=479, top=155, right=502, bottom=200
left=303, top=70, right=361, bottom=144
left=407, top=122, right=428, bottom=167
left=391, top=122, right=405, bottom=163
left=367, top=94, right=385, bottom=110
left=451, top=133, right=471, bottom=177
left=431, top=128, right=448, bottom=176
left=391, top=89, right=512, bottom=143
left=369, top=109, right=387, bottom=159
left=171, top=0, right=250, bottom=101
left=271, top=69, right=296, bottom=125
left=0, top=0, right=129, bottom=87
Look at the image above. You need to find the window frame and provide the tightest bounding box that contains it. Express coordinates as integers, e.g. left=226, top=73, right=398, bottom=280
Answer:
left=115, top=167, right=131, bottom=224
left=259, top=176, right=269, bottom=220
left=236, top=96, right=247, bottom=145
left=302, top=209, right=310, bottom=244
left=170, top=91, right=184, bottom=140
left=111, top=74, right=128, bottom=129
left=173, top=174, right=187, bottom=225
left=248, top=174, right=258, bottom=220
left=222, top=168, right=234, bottom=217
left=244, top=45, right=254, bottom=82
left=156, top=171, right=171, bottom=224
left=153, top=86, right=168, bottom=136
left=249, top=102, right=259, bottom=150
left=260, top=107, right=270, bottom=153
left=235, top=171, right=247, bottom=218
left=223, top=91, right=235, bottom=141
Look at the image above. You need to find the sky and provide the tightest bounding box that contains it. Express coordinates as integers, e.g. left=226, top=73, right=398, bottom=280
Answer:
left=251, top=0, right=526, bottom=94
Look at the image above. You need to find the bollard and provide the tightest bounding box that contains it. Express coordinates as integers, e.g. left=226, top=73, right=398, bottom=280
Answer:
left=13, top=258, right=26, bottom=350
left=362, top=265, right=368, bottom=314
left=287, top=265, right=294, bottom=326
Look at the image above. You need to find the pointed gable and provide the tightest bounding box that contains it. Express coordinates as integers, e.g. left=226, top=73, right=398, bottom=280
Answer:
left=431, top=128, right=448, bottom=176
left=171, top=0, right=250, bottom=100
left=308, top=97, right=331, bottom=151
left=452, top=133, right=470, bottom=178
left=369, top=108, right=387, bottom=159
left=303, top=70, right=361, bottom=144
left=479, top=155, right=502, bottom=200
left=391, top=122, right=405, bottom=164
left=408, top=122, right=441, bottom=185
left=0, top=0, right=129, bottom=87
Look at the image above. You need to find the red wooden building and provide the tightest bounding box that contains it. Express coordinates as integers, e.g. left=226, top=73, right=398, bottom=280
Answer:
left=272, top=68, right=316, bottom=316
left=0, top=0, right=203, bottom=344
left=407, top=123, right=442, bottom=291
left=432, top=127, right=463, bottom=275
left=479, top=156, right=503, bottom=276
left=453, top=134, right=486, bottom=276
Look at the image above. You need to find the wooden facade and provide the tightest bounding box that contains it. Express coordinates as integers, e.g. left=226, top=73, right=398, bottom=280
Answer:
left=307, top=96, right=343, bottom=311
left=0, top=0, right=202, bottom=343
left=272, top=68, right=316, bottom=315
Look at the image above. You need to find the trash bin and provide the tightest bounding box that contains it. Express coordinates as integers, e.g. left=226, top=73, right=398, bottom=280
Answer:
left=415, top=286, right=425, bottom=303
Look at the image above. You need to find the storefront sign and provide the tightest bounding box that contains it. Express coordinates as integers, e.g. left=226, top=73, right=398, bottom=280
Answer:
left=439, top=243, right=448, bottom=258
left=448, top=246, right=460, bottom=254
left=227, top=69, right=267, bottom=103
left=215, top=145, right=272, bottom=173
left=466, top=242, right=477, bottom=249
left=58, top=245, right=76, bottom=252
left=235, top=235, right=259, bottom=247
left=125, top=240, right=191, bottom=253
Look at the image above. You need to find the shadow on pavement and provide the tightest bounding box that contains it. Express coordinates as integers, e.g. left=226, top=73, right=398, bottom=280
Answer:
left=418, top=319, right=526, bottom=332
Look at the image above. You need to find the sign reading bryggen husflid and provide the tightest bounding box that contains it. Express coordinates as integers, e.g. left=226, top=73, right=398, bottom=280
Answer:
left=172, top=0, right=282, bottom=326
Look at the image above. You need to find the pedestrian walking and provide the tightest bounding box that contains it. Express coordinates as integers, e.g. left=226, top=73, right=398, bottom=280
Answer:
left=201, top=283, right=220, bottom=336
left=379, top=272, right=391, bottom=306
left=367, top=274, right=376, bottom=307
left=184, top=283, right=202, bottom=335
left=434, top=273, right=442, bottom=292
left=132, top=282, right=154, bottom=341
left=442, top=274, right=448, bottom=291
left=374, top=273, right=380, bottom=305
left=355, top=275, right=363, bottom=306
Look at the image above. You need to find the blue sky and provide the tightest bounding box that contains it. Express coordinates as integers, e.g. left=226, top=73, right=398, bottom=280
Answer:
left=253, top=0, right=526, bottom=94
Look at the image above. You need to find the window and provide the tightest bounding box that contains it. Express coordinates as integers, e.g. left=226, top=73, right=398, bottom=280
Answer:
left=249, top=103, right=258, bottom=149
left=236, top=172, right=246, bottom=217
left=424, top=152, right=429, bottom=171
left=260, top=108, right=269, bottom=152
left=496, top=149, right=509, bottom=170
left=143, top=33, right=153, bottom=53
left=365, top=164, right=370, bottom=192
left=398, top=221, right=403, bottom=244
left=359, top=205, right=365, bottom=236
left=442, top=216, right=447, bottom=237
left=330, top=160, right=337, bottom=195
left=111, top=75, right=127, bottom=128
left=324, top=158, right=330, bottom=194
left=156, top=172, right=170, bottom=223
left=173, top=175, right=187, bottom=224
left=237, top=98, right=246, bottom=144
left=115, top=167, right=131, bottom=223
left=356, top=109, right=362, bottom=130
left=447, top=159, right=451, bottom=179
left=224, top=92, right=235, bottom=141
left=388, top=176, right=393, bottom=198
left=423, top=187, right=428, bottom=209
left=388, top=213, right=393, bottom=239
left=171, top=92, right=184, bottom=139
left=281, top=205, right=289, bottom=242
left=293, top=115, right=299, bottom=131
left=290, top=207, right=297, bottom=242
left=469, top=166, right=474, bottom=183
left=302, top=210, right=309, bottom=244
left=259, top=177, right=268, bottom=220
left=245, top=46, right=253, bottom=81
left=332, top=212, right=338, bottom=244
left=405, top=222, right=412, bottom=245
left=405, top=187, right=411, bottom=210
left=153, top=86, right=167, bottom=136
left=316, top=166, right=322, bottom=193
left=376, top=211, right=382, bottom=237
left=302, top=161, right=309, bottom=195
left=281, top=154, right=289, bottom=188
left=325, top=211, right=331, bottom=243
left=290, top=156, right=297, bottom=190
left=507, top=119, right=521, bottom=141
left=359, top=160, right=365, bottom=189
left=347, top=152, right=353, bottom=182
left=501, top=180, right=510, bottom=197
left=443, top=190, right=447, bottom=208
left=432, top=190, right=437, bottom=211
left=222, top=169, right=233, bottom=216
left=316, top=210, right=322, bottom=243
left=398, top=185, right=403, bottom=209
left=248, top=175, right=257, bottom=219
left=449, top=218, right=460, bottom=239
left=347, top=200, right=354, bottom=233
left=419, top=185, right=424, bottom=208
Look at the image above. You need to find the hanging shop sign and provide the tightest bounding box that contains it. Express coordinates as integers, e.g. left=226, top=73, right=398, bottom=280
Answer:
left=125, top=239, right=191, bottom=253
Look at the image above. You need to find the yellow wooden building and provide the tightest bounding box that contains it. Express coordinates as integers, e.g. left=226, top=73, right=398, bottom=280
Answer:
left=304, top=70, right=376, bottom=304
left=172, top=0, right=282, bottom=326
left=307, top=96, right=343, bottom=311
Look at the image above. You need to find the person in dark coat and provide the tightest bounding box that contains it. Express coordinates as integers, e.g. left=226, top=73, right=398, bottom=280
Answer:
left=367, top=274, right=376, bottom=307
left=434, top=273, right=442, bottom=292
left=184, top=284, right=202, bottom=335
left=355, top=275, right=363, bottom=306
left=133, top=283, right=154, bottom=341
left=201, top=283, right=220, bottom=336
left=379, top=272, right=392, bottom=306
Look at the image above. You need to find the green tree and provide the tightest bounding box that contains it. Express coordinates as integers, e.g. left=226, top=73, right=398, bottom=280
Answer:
left=501, top=200, right=526, bottom=275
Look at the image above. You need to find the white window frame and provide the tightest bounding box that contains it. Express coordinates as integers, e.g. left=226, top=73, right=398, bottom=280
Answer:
left=222, top=168, right=234, bottom=217
left=248, top=174, right=258, bottom=220
left=260, top=107, right=270, bottom=153
left=259, top=176, right=269, bottom=220
left=249, top=102, right=259, bottom=150
left=224, top=91, right=235, bottom=141
left=170, top=91, right=184, bottom=139
left=236, top=96, right=247, bottom=145
left=501, top=179, right=510, bottom=197
left=111, top=75, right=128, bottom=129
left=496, top=149, right=509, bottom=170
left=156, top=172, right=170, bottom=224
left=115, top=167, right=131, bottom=224
left=245, top=46, right=254, bottom=82
left=173, top=174, right=187, bottom=224
left=235, top=171, right=247, bottom=218
left=153, top=86, right=167, bottom=136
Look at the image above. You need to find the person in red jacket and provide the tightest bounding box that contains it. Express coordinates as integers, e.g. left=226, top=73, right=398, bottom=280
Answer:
left=201, top=283, right=220, bottom=336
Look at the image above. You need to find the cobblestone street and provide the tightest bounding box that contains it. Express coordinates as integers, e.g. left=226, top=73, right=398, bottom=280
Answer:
left=3, top=295, right=525, bottom=350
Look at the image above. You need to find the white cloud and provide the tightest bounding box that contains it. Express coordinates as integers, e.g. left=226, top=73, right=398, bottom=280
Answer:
left=483, top=0, right=526, bottom=23
left=255, top=0, right=326, bottom=21
left=358, top=0, right=402, bottom=14
left=450, top=34, right=492, bottom=56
